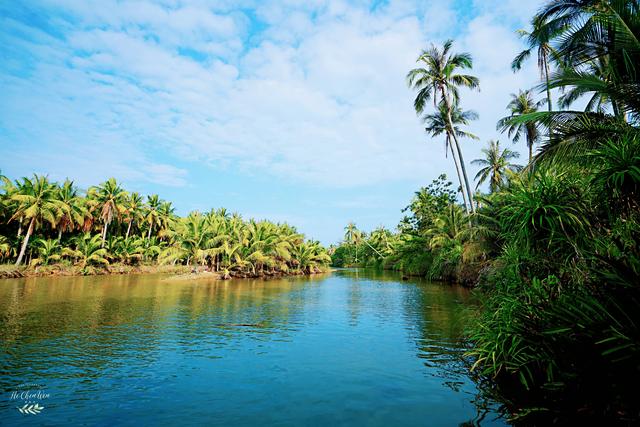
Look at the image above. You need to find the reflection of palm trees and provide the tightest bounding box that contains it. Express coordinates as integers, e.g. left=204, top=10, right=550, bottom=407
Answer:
left=0, top=273, right=321, bottom=367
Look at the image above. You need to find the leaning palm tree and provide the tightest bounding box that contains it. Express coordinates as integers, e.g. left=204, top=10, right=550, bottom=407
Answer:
left=472, top=140, right=522, bottom=193
left=89, top=178, right=126, bottom=247
left=10, top=175, right=61, bottom=265
left=497, top=90, right=546, bottom=161
left=407, top=39, right=480, bottom=212
left=423, top=101, right=479, bottom=212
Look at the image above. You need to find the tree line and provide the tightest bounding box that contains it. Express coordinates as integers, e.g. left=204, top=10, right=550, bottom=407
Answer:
left=0, top=175, right=330, bottom=277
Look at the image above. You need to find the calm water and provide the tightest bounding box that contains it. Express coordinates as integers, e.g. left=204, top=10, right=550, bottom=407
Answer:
left=0, top=269, right=506, bottom=426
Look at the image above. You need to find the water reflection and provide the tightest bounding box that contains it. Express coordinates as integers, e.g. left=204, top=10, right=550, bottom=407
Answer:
left=0, top=270, right=505, bottom=426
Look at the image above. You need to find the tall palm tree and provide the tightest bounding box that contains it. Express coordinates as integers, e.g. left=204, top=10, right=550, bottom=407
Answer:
left=89, top=178, right=126, bottom=247
left=145, top=194, right=162, bottom=240
left=55, top=179, right=87, bottom=240
left=512, top=15, right=561, bottom=113
left=497, top=90, right=546, bottom=161
left=407, top=39, right=480, bottom=212
left=423, top=101, right=479, bottom=212
left=344, top=222, right=361, bottom=263
left=157, top=201, right=175, bottom=240
left=472, top=140, right=522, bottom=193
left=9, top=175, right=61, bottom=265
left=123, top=192, right=144, bottom=239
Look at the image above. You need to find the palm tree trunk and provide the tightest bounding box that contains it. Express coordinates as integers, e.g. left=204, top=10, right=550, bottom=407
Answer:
left=126, top=221, right=132, bottom=239
left=17, top=220, right=22, bottom=238
left=15, top=217, right=35, bottom=266
left=544, top=54, right=553, bottom=113
left=441, top=91, right=475, bottom=214
left=101, top=222, right=109, bottom=248
left=147, top=225, right=152, bottom=240
left=58, top=229, right=62, bottom=241
left=448, top=136, right=470, bottom=214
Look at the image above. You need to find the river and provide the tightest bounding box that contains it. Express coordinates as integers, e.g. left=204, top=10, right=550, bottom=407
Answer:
left=0, top=269, right=506, bottom=426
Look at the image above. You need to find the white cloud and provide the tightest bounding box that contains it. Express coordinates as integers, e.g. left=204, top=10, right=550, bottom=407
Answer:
left=2, top=0, right=548, bottom=194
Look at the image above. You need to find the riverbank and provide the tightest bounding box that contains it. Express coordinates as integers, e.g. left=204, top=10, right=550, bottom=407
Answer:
left=0, top=263, right=330, bottom=280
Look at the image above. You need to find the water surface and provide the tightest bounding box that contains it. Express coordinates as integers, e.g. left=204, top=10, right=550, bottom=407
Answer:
left=0, top=269, right=505, bottom=426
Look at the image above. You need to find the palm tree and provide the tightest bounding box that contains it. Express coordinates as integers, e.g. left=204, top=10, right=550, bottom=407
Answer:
left=145, top=194, right=161, bottom=240
left=62, top=234, right=109, bottom=268
left=0, top=235, right=13, bottom=261
left=472, top=140, right=522, bottom=193
left=423, top=101, right=479, bottom=212
left=10, top=175, right=61, bottom=265
left=123, top=192, right=144, bottom=239
left=157, top=201, right=175, bottom=240
left=89, top=178, right=126, bottom=247
left=55, top=179, right=87, bottom=240
left=344, top=222, right=361, bottom=263
left=497, top=90, right=545, bottom=161
left=507, top=1, right=640, bottom=162
left=31, top=238, right=62, bottom=266
left=512, top=15, right=561, bottom=113
left=407, top=39, right=480, bottom=212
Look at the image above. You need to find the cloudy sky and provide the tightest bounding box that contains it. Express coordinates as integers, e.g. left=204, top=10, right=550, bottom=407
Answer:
left=0, top=0, right=546, bottom=244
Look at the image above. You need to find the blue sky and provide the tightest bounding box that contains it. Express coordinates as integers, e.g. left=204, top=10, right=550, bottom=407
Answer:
left=0, top=0, right=544, bottom=244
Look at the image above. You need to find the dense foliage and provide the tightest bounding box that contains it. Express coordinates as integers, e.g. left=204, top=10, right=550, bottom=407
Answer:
left=333, top=0, right=640, bottom=422
left=0, top=175, right=330, bottom=277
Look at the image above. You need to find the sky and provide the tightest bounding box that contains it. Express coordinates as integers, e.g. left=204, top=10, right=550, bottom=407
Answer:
left=0, top=0, right=546, bottom=245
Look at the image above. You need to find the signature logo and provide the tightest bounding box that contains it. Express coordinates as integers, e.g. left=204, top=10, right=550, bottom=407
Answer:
left=17, top=403, right=44, bottom=415
left=9, top=383, right=50, bottom=415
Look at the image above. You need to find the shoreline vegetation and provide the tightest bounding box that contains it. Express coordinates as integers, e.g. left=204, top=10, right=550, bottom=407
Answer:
left=332, top=1, right=640, bottom=424
left=0, top=176, right=332, bottom=281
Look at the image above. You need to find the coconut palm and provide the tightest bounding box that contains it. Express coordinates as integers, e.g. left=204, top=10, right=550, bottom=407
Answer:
left=407, top=39, right=480, bottom=212
left=344, top=222, right=361, bottom=263
left=10, top=175, right=62, bottom=265
left=89, top=178, right=126, bottom=247
left=472, top=140, right=522, bottom=193
left=423, top=101, right=479, bottom=212
left=55, top=179, right=87, bottom=240
left=145, top=194, right=162, bottom=240
left=114, top=237, right=145, bottom=265
left=512, top=15, right=561, bottom=113
left=30, top=238, right=62, bottom=266
left=0, top=235, right=12, bottom=260
left=497, top=90, right=546, bottom=161
left=157, top=201, right=175, bottom=240
left=123, top=192, right=145, bottom=239
left=62, top=233, right=109, bottom=268
left=507, top=1, right=640, bottom=162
